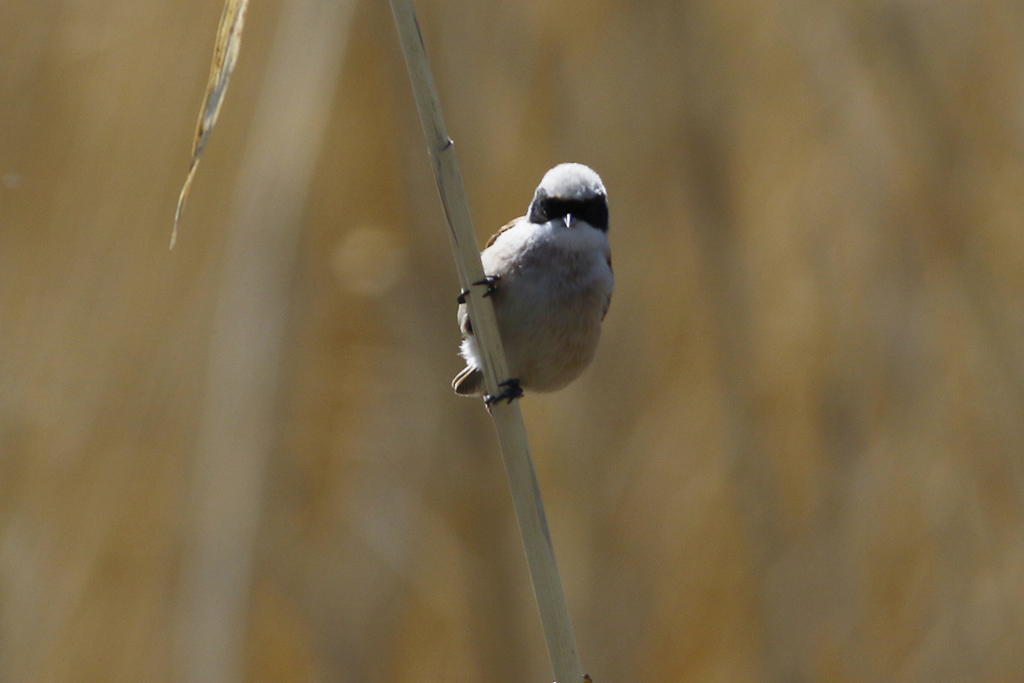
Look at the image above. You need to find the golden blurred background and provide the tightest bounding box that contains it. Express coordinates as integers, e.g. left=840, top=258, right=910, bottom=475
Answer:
left=2, top=0, right=1024, bottom=681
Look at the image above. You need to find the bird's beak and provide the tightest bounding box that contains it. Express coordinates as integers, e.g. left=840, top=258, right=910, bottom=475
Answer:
left=563, top=213, right=575, bottom=228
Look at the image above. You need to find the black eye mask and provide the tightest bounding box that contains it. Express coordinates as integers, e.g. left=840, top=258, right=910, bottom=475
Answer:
left=528, top=192, right=609, bottom=231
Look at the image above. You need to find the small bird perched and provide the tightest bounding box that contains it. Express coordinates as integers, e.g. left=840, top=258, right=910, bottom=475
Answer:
left=453, top=163, right=614, bottom=405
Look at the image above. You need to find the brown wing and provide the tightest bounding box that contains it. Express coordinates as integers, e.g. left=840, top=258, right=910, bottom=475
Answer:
left=602, top=253, right=613, bottom=321
left=458, top=218, right=520, bottom=337
left=485, top=217, right=525, bottom=249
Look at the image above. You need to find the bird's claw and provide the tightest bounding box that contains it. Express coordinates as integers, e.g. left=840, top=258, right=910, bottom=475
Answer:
left=478, top=275, right=501, bottom=297
left=456, top=275, right=501, bottom=304
left=484, top=378, right=523, bottom=407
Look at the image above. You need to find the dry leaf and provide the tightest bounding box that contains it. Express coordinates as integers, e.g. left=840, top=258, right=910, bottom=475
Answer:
left=171, top=0, right=249, bottom=248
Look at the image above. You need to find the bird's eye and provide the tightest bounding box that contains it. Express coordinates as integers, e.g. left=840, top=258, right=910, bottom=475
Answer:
left=544, top=199, right=572, bottom=221
left=576, top=196, right=609, bottom=231
left=527, top=195, right=551, bottom=224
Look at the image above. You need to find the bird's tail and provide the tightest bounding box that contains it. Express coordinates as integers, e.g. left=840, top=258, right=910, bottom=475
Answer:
left=452, top=366, right=484, bottom=396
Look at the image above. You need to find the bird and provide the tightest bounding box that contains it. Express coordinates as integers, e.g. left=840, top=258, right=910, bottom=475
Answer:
left=452, top=163, right=614, bottom=405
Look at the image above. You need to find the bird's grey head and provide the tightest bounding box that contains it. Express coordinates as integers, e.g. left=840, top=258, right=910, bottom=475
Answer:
left=527, top=163, right=609, bottom=232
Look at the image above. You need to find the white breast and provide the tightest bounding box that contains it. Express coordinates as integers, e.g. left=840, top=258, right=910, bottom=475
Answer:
left=466, top=219, right=613, bottom=392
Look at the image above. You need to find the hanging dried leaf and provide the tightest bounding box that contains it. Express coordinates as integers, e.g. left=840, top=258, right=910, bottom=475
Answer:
left=171, top=0, right=249, bottom=248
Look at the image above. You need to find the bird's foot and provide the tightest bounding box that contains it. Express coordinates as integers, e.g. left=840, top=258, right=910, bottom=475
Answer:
left=456, top=275, right=501, bottom=304
left=484, top=378, right=523, bottom=407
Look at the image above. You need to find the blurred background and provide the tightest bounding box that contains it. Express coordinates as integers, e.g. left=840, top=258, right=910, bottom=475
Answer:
left=2, top=0, right=1024, bottom=681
